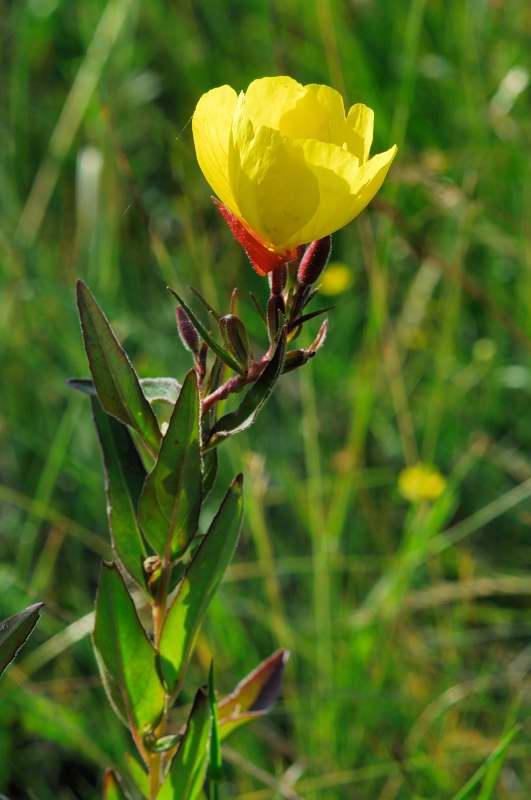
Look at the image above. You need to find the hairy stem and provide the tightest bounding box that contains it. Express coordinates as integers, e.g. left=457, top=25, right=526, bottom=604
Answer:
left=201, top=353, right=269, bottom=414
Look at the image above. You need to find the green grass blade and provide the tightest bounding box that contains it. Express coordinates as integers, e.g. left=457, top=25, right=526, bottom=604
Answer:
left=91, top=398, right=147, bottom=590
left=452, top=724, right=520, bottom=800
left=76, top=281, right=161, bottom=453
left=158, top=475, right=244, bottom=693
left=138, top=370, right=202, bottom=559
left=0, top=602, right=43, bottom=678
left=93, top=563, right=165, bottom=734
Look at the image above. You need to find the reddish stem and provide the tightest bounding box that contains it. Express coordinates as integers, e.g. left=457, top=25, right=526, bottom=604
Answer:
left=201, top=353, right=270, bottom=414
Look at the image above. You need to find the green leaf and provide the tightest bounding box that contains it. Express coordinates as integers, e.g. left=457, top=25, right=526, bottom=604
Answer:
left=452, top=724, right=520, bottom=800
left=140, top=378, right=181, bottom=406
left=168, top=288, right=244, bottom=376
left=93, top=563, right=164, bottom=733
left=218, top=649, right=289, bottom=739
left=208, top=663, right=222, bottom=783
left=103, top=769, right=129, bottom=800
left=159, top=689, right=211, bottom=800
left=138, top=370, right=202, bottom=559
left=124, top=755, right=149, bottom=796
left=68, top=376, right=181, bottom=406
left=76, top=281, right=161, bottom=453
left=91, top=398, right=147, bottom=589
left=206, top=327, right=286, bottom=448
left=0, top=602, right=43, bottom=678
left=158, top=475, right=244, bottom=693
left=202, top=448, right=218, bottom=499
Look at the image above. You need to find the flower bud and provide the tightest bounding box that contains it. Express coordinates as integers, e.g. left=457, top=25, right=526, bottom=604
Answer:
left=176, top=305, right=200, bottom=355
left=283, top=348, right=309, bottom=373
left=268, top=264, right=287, bottom=296
left=219, top=314, right=250, bottom=371
left=297, top=236, right=332, bottom=287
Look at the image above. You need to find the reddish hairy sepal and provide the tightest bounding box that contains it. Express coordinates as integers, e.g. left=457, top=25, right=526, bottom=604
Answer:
left=213, top=198, right=295, bottom=276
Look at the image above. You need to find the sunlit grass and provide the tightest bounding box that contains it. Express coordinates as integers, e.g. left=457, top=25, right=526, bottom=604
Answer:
left=1, top=0, right=531, bottom=797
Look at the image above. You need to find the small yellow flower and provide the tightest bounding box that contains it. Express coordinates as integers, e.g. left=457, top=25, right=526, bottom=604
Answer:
left=319, top=262, right=353, bottom=295
left=192, top=76, right=397, bottom=270
left=398, top=463, right=447, bottom=504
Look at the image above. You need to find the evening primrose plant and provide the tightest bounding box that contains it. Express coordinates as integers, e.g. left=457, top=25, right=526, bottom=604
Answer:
left=71, top=76, right=395, bottom=799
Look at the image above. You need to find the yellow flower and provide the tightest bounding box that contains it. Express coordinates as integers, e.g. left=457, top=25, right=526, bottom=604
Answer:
left=398, top=464, right=447, bottom=504
left=319, top=262, right=353, bottom=295
left=192, top=76, right=397, bottom=270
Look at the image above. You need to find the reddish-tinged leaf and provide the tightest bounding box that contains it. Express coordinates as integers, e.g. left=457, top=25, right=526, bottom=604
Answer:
left=218, top=649, right=289, bottom=738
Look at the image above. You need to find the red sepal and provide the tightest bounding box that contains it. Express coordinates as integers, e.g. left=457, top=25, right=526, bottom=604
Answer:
left=213, top=198, right=296, bottom=276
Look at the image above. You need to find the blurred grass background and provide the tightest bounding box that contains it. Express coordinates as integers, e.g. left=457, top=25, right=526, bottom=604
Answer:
left=1, top=0, right=531, bottom=797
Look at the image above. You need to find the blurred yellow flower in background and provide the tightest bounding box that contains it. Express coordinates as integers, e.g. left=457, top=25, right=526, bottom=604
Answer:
left=319, top=262, right=353, bottom=295
left=398, top=463, right=447, bottom=503
left=192, top=76, right=397, bottom=270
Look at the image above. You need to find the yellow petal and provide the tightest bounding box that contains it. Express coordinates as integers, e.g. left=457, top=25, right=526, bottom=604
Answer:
left=285, top=141, right=397, bottom=246
left=192, top=85, right=239, bottom=213
left=244, top=77, right=349, bottom=146
left=345, top=103, right=374, bottom=162
left=243, top=76, right=305, bottom=130
left=279, top=84, right=348, bottom=145
left=228, top=106, right=319, bottom=249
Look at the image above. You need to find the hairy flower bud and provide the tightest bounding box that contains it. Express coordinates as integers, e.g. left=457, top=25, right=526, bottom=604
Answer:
left=283, top=349, right=309, bottom=373
left=268, top=264, right=287, bottom=296
left=176, top=305, right=200, bottom=354
left=219, top=314, right=250, bottom=371
left=297, top=236, right=332, bottom=287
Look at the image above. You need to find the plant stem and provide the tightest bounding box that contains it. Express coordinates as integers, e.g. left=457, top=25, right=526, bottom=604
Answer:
left=201, top=353, right=269, bottom=414
left=148, top=559, right=172, bottom=799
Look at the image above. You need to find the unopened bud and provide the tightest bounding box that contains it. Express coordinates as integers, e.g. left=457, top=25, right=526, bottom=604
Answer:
left=268, top=264, right=287, bottom=296
left=219, top=314, right=250, bottom=370
left=297, top=236, right=332, bottom=287
left=283, top=349, right=309, bottom=373
left=267, top=294, right=285, bottom=342
left=176, top=306, right=200, bottom=354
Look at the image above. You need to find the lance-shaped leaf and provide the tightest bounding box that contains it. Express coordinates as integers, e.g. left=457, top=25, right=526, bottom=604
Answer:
left=138, top=371, right=202, bottom=559
left=202, top=448, right=218, bottom=500
left=93, top=564, right=164, bottom=733
left=76, top=281, right=161, bottom=452
left=124, top=755, right=148, bottom=797
left=168, top=288, right=244, bottom=376
left=69, top=377, right=181, bottom=406
left=159, top=689, right=211, bottom=800
left=208, top=663, right=223, bottom=785
left=91, top=398, right=147, bottom=589
left=103, top=769, right=131, bottom=800
left=158, top=475, right=244, bottom=693
left=206, top=327, right=286, bottom=448
left=218, top=649, right=289, bottom=739
left=0, top=603, right=43, bottom=678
